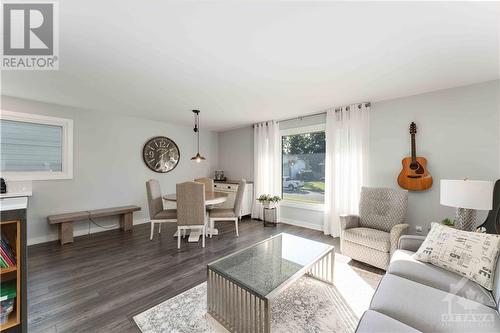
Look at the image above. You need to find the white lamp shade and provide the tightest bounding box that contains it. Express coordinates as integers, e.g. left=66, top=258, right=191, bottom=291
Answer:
left=440, top=179, right=493, bottom=210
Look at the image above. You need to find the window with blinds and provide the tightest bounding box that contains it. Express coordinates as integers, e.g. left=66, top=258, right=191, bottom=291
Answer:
left=0, top=111, right=73, bottom=180
left=1, top=120, right=63, bottom=172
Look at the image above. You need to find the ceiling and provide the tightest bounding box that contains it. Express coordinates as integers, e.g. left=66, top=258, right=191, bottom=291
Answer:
left=1, top=1, right=499, bottom=131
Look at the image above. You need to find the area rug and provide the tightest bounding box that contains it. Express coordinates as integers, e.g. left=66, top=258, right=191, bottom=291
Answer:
left=133, top=254, right=382, bottom=333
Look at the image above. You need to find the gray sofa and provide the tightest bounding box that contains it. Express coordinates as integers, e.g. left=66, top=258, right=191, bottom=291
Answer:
left=356, top=235, right=500, bottom=333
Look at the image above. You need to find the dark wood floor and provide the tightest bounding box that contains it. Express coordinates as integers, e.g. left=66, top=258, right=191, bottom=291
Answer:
left=27, top=218, right=377, bottom=333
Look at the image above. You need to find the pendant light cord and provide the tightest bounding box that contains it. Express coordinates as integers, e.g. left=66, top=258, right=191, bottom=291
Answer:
left=197, top=112, right=200, bottom=153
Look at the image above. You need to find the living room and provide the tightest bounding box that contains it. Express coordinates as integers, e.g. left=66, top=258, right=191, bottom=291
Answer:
left=0, top=1, right=499, bottom=333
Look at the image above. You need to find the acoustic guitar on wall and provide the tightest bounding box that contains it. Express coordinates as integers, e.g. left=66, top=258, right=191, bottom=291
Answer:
left=397, top=122, right=433, bottom=191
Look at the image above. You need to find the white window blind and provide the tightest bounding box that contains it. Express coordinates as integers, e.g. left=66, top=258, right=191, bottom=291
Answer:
left=1, top=120, right=63, bottom=172
left=0, top=111, right=73, bottom=180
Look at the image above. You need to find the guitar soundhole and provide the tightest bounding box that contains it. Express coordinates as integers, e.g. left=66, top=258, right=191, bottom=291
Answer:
left=410, top=162, right=419, bottom=170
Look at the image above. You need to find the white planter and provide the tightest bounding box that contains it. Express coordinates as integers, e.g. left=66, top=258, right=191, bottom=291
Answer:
left=262, top=201, right=279, bottom=209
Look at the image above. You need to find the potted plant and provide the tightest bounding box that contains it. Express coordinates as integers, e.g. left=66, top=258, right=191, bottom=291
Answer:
left=257, top=194, right=282, bottom=209
left=441, top=218, right=455, bottom=227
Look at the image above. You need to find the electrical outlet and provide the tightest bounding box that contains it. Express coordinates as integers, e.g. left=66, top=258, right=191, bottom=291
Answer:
left=415, top=226, right=423, bottom=234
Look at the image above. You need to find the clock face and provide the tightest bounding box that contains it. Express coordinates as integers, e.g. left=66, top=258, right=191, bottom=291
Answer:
left=142, top=136, right=180, bottom=173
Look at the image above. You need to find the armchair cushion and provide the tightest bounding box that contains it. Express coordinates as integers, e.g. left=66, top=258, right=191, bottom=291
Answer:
left=359, top=187, right=408, bottom=233
left=343, top=227, right=390, bottom=252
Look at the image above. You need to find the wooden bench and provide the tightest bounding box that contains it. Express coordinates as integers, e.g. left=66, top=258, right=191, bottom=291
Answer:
left=47, top=205, right=141, bottom=245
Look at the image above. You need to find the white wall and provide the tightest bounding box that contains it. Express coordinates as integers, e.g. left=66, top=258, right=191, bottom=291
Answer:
left=218, top=80, right=500, bottom=233
left=218, top=126, right=253, bottom=180
left=369, top=80, right=499, bottom=233
left=1, top=96, right=219, bottom=245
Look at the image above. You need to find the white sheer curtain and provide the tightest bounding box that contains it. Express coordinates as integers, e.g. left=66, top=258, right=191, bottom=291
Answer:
left=252, top=120, right=281, bottom=220
left=323, top=103, right=370, bottom=236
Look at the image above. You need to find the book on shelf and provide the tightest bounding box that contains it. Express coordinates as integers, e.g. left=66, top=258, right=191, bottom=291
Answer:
left=0, top=249, right=14, bottom=267
left=0, top=232, right=16, bottom=266
left=0, top=280, right=16, bottom=302
left=0, top=256, right=8, bottom=269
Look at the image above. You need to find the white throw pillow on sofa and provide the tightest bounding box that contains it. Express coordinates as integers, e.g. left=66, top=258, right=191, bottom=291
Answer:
left=414, top=222, right=500, bottom=290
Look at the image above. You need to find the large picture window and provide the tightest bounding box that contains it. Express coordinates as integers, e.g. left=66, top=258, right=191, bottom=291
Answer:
left=0, top=111, right=73, bottom=180
left=281, top=124, right=325, bottom=205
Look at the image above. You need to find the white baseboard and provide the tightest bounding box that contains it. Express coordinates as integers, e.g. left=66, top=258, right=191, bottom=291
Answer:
left=279, top=217, right=323, bottom=232
left=27, top=218, right=150, bottom=246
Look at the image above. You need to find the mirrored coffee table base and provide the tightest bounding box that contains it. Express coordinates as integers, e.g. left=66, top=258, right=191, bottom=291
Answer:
left=207, top=233, right=334, bottom=333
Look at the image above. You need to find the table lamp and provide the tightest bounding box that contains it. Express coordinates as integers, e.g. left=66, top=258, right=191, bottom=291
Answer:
left=440, top=179, right=493, bottom=231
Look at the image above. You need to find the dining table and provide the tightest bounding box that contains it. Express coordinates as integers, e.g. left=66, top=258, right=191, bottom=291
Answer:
left=163, top=190, right=228, bottom=242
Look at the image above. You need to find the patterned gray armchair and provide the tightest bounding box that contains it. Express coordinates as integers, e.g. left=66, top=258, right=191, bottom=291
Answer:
left=340, top=187, right=408, bottom=270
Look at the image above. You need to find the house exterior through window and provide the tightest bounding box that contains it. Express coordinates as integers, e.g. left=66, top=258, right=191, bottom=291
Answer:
left=281, top=124, right=325, bottom=205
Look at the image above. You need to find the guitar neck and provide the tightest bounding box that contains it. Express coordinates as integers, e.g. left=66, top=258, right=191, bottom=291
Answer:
left=411, top=133, right=416, bottom=162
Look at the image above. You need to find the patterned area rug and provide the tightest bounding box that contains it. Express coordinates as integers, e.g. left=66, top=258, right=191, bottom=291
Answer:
left=134, top=254, right=382, bottom=333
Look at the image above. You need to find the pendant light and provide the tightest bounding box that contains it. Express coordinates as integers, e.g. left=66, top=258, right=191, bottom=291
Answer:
left=191, top=110, right=206, bottom=163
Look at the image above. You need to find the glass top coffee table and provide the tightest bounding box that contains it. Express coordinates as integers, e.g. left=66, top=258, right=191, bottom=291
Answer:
left=207, top=233, right=334, bottom=333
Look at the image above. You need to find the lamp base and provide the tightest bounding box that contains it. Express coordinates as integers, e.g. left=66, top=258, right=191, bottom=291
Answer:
left=455, top=208, right=476, bottom=231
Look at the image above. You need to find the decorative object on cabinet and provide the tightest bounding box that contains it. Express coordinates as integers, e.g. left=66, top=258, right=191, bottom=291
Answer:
left=191, top=110, right=206, bottom=163
left=142, top=136, right=180, bottom=173
left=397, top=122, right=433, bottom=191
left=214, top=170, right=226, bottom=181
left=257, top=194, right=281, bottom=209
left=477, top=179, right=500, bottom=234
left=47, top=205, right=141, bottom=245
left=440, top=179, right=493, bottom=231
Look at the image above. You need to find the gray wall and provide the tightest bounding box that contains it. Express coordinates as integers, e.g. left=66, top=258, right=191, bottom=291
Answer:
left=218, top=126, right=254, bottom=180
left=1, top=96, right=219, bottom=244
left=369, top=80, right=499, bottom=233
left=218, top=80, right=500, bottom=233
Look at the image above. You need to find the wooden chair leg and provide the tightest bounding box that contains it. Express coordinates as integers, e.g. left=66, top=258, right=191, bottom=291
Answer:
left=158, top=223, right=161, bottom=234
left=202, top=226, right=206, bottom=248
left=235, top=218, right=239, bottom=237
left=177, top=227, right=181, bottom=249
left=209, top=218, right=213, bottom=238
left=150, top=222, right=154, bottom=240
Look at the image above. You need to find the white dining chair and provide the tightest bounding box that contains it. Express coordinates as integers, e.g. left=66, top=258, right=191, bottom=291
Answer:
left=209, top=180, right=246, bottom=237
left=194, top=177, right=214, bottom=191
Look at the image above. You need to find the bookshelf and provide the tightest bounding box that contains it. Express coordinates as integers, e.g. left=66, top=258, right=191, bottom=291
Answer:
left=0, top=220, right=21, bottom=331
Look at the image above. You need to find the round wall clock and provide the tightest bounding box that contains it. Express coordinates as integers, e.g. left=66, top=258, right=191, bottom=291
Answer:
left=142, top=136, right=180, bottom=173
